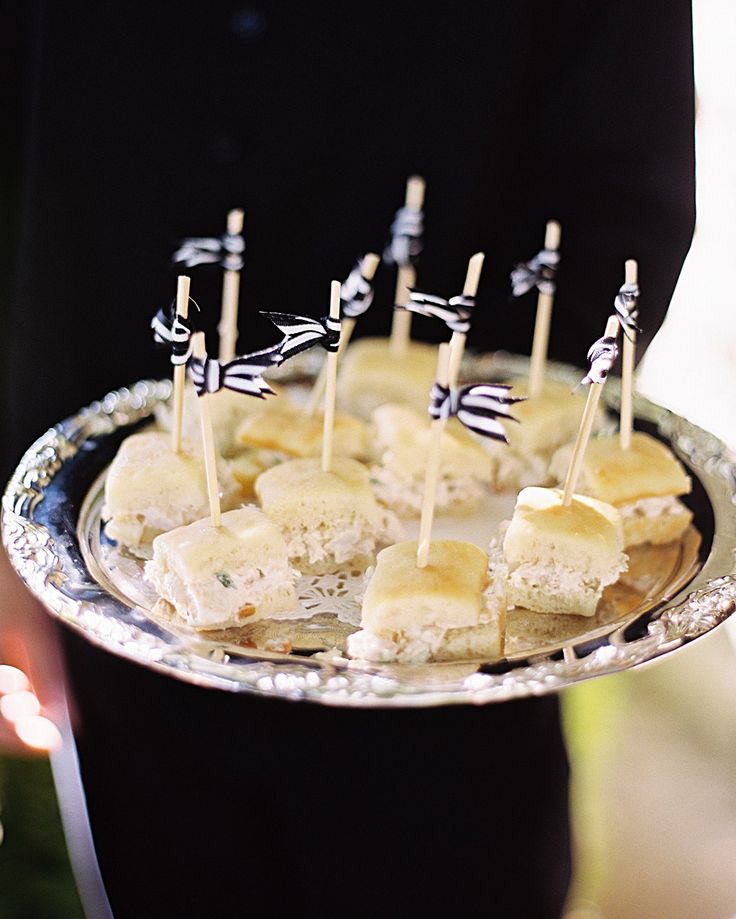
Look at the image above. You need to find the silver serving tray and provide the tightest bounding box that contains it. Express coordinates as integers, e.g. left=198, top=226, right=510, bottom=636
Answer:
left=4, top=353, right=736, bottom=707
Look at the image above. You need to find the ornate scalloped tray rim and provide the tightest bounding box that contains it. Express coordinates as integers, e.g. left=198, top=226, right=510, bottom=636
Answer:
left=4, top=357, right=736, bottom=707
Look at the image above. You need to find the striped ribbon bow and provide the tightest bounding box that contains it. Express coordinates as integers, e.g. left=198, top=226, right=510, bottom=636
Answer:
left=187, top=344, right=282, bottom=398
left=151, top=303, right=195, bottom=365
left=578, top=335, right=619, bottom=387
left=172, top=232, right=245, bottom=272
left=340, top=260, right=375, bottom=319
left=260, top=312, right=341, bottom=362
left=403, top=290, right=475, bottom=335
left=510, top=248, right=559, bottom=297
left=383, top=206, right=423, bottom=268
left=614, top=282, right=641, bottom=340
left=429, top=382, right=525, bottom=443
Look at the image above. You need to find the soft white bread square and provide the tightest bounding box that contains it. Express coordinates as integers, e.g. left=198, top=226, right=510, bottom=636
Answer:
left=360, top=539, right=489, bottom=634
left=548, top=432, right=692, bottom=505
left=155, top=384, right=283, bottom=458
left=144, top=506, right=298, bottom=630
left=337, top=337, right=438, bottom=420
left=500, top=377, right=590, bottom=454
left=348, top=540, right=503, bottom=663
left=255, top=456, right=402, bottom=574
left=479, top=378, right=595, bottom=491
left=102, top=431, right=241, bottom=551
left=369, top=404, right=493, bottom=515
left=237, top=401, right=368, bottom=460
left=502, top=486, right=628, bottom=616
left=618, top=495, right=693, bottom=546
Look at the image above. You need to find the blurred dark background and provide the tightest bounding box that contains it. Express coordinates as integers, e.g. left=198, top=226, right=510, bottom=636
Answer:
left=1, top=0, right=694, bottom=484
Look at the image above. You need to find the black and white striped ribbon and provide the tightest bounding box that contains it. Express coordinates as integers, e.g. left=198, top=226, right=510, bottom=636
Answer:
left=614, top=282, right=641, bottom=340
left=172, top=232, right=245, bottom=272
left=340, top=260, right=375, bottom=319
left=510, top=248, right=559, bottom=297
left=261, top=312, right=341, bottom=361
left=578, top=335, right=619, bottom=387
left=428, top=382, right=525, bottom=443
left=403, top=290, right=475, bottom=335
left=383, top=206, right=423, bottom=268
left=187, top=344, right=282, bottom=398
left=151, top=303, right=195, bottom=365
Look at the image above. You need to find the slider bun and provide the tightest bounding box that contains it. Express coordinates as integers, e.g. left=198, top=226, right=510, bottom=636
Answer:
left=548, top=432, right=691, bottom=505
left=103, top=430, right=240, bottom=548
left=361, top=539, right=489, bottom=635
left=155, top=383, right=284, bottom=457
left=255, top=456, right=378, bottom=523
left=504, top=486, right=624, bottom=560
left=499, top=377, right=590, bottom=454
left=237, top=402, right=368, bottom=460
left=338, top=337, right=437, bottom=419
left=501, top=487, right=627, bottom=617
left=371, top=403, right=492, bottom=479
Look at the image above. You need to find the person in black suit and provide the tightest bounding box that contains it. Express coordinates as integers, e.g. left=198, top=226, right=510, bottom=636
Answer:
left=2, top=3, right=694, bottom=917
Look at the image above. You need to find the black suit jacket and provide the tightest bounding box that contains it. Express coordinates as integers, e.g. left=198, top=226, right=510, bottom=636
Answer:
left=5, top=0, right=694, bottom=475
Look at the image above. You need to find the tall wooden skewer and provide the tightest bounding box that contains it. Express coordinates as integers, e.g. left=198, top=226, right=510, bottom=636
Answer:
left=306, top=253, right=380, bottom=416
left=528, top=219, right=562, bottom=398
left=218, top=208, right=245, bottom=363
left=562, top=315, right=621, bottom=506
left=389, top=175, right=426, bottom=356
left=321, top=281, right=342, bottom=473
left=448, top=251, right=485, bottom=387
left=171, top=274, right=191, bottom=454
left=416, top=343, right=451, bottom=568
left=619, top=258, right=638, bottom=451
left=191, top=332, right=222, bottom=527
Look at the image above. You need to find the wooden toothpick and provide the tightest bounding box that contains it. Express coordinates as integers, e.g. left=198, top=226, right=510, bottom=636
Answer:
left=191, top=332, right=222, bottom=527
left=416, top=342, right=451, bottom=568
left=562, top=314, right=620, bottom=506
left=171, top=274, right=191, bottom=454
left=389, top=175, right=426, bottom=356
left=217, top=208, right=245, bottom=363
left=619, top=258, right=638, bottom=450
left=448, top=251, right=485, bottom=387
left=528, top=220, right=562, bottom=398
left=321, top=281, right=342, bottom=472
left=306, top=252, right=380, bottom=416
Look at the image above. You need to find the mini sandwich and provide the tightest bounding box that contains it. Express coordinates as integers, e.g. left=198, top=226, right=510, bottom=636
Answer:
left=369, top=404, right=493, bottom=516
left=144, top=506, right=298, bottom=630
left=481, top=377, right=596, bottom=491
left=155, top=383, right=283, bottom=458
left=346, top=540, right=505, bottom=663
left=337, top=336, right=438, bottom=420
left=102, top=431, right=241, bottom=554
left=547, top=432, right=693, bottom=547
left=254, top=456, right=403, bottom=575
left=237, top=400, right=368, bottom=461
left=490, top=486, right=628, bottom=617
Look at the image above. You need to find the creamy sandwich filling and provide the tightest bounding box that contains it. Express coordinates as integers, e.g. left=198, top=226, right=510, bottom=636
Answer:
left=369, top=465, right=488, bottom=516
left=617, top=494, right=687, bottom=519
left=145, top=556, right=298, bottom=630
